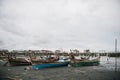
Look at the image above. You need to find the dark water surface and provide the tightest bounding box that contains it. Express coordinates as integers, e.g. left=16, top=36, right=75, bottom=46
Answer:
left=0, top=56, right=120, bottom=80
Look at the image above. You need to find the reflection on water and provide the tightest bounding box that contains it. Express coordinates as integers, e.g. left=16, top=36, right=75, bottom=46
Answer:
left=100, top=56, right=120, bottom=71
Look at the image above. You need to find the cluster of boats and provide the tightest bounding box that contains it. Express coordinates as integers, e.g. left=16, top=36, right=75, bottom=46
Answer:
left=7, top=52, right=100, bottom=69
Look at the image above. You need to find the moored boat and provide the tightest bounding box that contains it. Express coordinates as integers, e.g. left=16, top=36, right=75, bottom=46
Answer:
left=8, top=56, right=32, bottom=66
left=70, top=53, right=100, bottom=67
left=8, top=52, right=32, bottom=66
left=70, top=57, right=100, bottom=67
left=8, top=58, right=32, bottom=66
left=32, top=60, right=70, bottom=69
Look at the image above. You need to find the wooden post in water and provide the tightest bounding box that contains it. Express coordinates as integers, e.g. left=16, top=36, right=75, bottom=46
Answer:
left=115, top=39, right=117, bottom=72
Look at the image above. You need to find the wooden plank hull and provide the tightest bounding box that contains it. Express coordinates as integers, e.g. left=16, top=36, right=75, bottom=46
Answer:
left=71, top=60, right=100, bottom=67
left=71, top=57, right=100, bottom=67
left=32, top=62, right=69, bottom=69
left=9, top=59, right=32, bottom=66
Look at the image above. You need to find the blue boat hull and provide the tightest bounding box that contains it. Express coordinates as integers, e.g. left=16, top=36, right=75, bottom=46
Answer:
left=32, top=62, right=69, bottom=69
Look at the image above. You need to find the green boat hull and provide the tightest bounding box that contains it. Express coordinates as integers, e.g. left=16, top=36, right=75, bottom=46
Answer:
left=71, top=61, right=100, bottom=67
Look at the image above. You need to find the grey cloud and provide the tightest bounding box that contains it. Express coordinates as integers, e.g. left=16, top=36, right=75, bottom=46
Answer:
left=0, top=0, right=120, bottom=51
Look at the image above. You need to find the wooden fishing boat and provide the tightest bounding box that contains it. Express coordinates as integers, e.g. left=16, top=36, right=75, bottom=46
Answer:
left=8, top=51, right=32, bottom=66
left=69, top=53, right=100, bottom=67
left=32, top=61, right=70, bottom=69
left=8, top=58, right=32, bottom=66
left=30, top=55, right=59, bottom=64
left=70, top=57, right=100, bottom=67
left=8, top=56, right=32, bottom=66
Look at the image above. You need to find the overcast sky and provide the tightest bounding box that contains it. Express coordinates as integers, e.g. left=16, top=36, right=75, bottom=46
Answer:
left=0, top=0, right=120, bottom=52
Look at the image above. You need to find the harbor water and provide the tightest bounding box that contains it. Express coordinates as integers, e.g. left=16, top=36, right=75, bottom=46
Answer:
left=0, top=56, right=120, bottom=80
